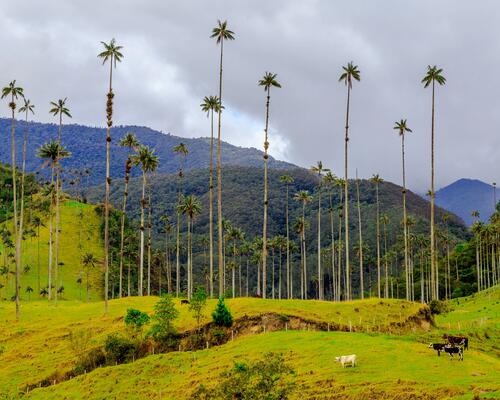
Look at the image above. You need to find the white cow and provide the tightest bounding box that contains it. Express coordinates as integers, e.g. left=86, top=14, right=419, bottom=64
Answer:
left=335, top=354, right=357, bottom=368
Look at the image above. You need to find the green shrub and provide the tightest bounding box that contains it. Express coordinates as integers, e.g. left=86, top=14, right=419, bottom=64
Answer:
left=124, top=308, right=150, bottom=336
left=212, top=297, right=233, bottom=327
left=428, top=300, right=453, bottom=315
left=74, top=347, right=105, bottom=374
left=104, top=334, right=137, bottom=364
left=148, top=295, right=180, bottom=351
left=193, top=352, right=295, bottom=399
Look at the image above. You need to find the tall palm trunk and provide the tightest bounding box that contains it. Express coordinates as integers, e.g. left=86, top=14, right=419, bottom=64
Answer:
left=216, top=39, right=225, bottom=298
left=430, top=80, right=437, bottom=300
left=343, top=85, right=351, bottom=301
left=48, top=164, right=55, bottom=300
left=337, top=187, right=343, bottom=301
left=302, top=203, right=308, bottom=300
left=329, top=189, right=336, bottom=301
left=147, top=193, right=152, bottom=296
left=187, top=216, right=192, bottom=299
left=317, top=184, right=322, bottom=300
left=138, top=171, right=146, bottom=296
left=383, top=221, right=389, bottom=298
left=104, top=56, right=114, bottom=314
left=375, top=182, right=381, bottom=297
left=285, top=182, right=290, bottom=299
left=262, top=85, right=271, bottom=299
left=209, top=108, right=215, bottom=297
left=10, top=97, right=20, bottom=319
left=401, top=134, right=410, bottom=301
left=355, top=174, right=364, bottom=299
left=54, top=113, right=63, bottom=305
left=118, top=154, right=133, bottom=298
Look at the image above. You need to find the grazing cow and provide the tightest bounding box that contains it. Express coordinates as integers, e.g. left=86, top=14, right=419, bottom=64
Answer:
left=443, top=334, right=469, bottom=350
left=335, top=354, right=357, bottom=368
left=444, top=345, right=463, bottom=361
left=428, top=343, right=447, bottom=356
left=180, top=299, right=190, bottom=305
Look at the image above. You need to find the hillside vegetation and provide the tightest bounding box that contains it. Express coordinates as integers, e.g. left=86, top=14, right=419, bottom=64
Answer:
left=0, top=290, right=497, bottom=399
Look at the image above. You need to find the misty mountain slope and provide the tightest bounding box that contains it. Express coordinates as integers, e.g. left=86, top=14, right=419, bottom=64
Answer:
left=0, top=118, right=295, bottom=186
left=435, top=178, right=497, bottom=225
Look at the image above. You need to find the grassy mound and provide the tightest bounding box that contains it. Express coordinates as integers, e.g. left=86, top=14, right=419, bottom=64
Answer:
left=0, top=200, right=103, bottom=301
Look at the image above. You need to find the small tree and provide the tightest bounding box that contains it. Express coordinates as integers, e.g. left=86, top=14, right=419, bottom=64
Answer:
left=124, top=308, right=150, bottom=337
left=148, top=295, right=179, bottom=349
left=189, top=286, right=208, bottom=332
left=212, top=297, right=233, bottom=327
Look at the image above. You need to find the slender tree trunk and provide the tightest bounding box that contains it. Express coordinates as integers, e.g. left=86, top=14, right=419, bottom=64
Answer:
left=127, top=257, right=131, bottom=297
left=401, top=134, right=410, bottom=301
left=384, top=221, right=389, bottom=298
left=302, top=203, right=308, bottom=300
left=216, top=40, right=225, bottom=298
left=329, top=189, right=336, bottom=301
left=147, top=193, right=152, bottom=296
left=118, top=152, right=132, bottom=298
left=104, top=57, right=114, bottom=314
left=187, top=216, right=192, bottom=299
left=262, top=86, right=271, bottom=299
left=343, top=85, right=351, bottom=301
left=209, top=109, right=214, bottom=297
left=285, top=183, right=290, bottom=299
left=48, top=164, right=54, bottom=301
left=139, top=171, right=146, bottom=296
left=430, top=80, right=437, bottom=300
left=54, top=113, right=63, bottom=305
left=375, top=182, right=381, bottom=298
left=317, top=182, right=322, bottom=300
left=10, top=99, right=20, bottom=319
left=356, top=173, right=364, bottom=299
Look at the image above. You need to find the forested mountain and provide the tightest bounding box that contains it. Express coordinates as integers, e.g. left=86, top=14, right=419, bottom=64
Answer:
left=435, top=179, right=497, bottom=225
left=86, top=165, right=468, bottom=256
left=0, top=118, right=294, bottom=187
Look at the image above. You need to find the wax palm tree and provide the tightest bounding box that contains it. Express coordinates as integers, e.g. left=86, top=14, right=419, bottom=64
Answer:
left=173, top=142, right=188, bottom=296
left=258, top=72, right=282, bottom=299
left=380, top=213, right=390, bottom=298
left=133, top=146, right=159, bottom=296
left=2, top=80, right=24, bottom=319
left=25, top=285, right=33, bottom=301
left=422, top=65, right=446, bottom=300
left=200, top=95, right=223, bottom=297
left=323, top=171, right=337, bottom=300
left=31, top=215, right=44, bottom=292
left=334, top=177, right=345, bottom=300
left=117, top=132, right=140, bottom=297
left=294, top=190, right=313, bottom=299
left=160, top=215, right=173, bottom=294
left=211, top=20, right=235, bottom=297
left=82, top=252, right=97, bottom=302
left=49, top=98, right=71, bottom=305
left=37, top=142, right=70, bottom=301
left=98, top=38, right=124, bottom=313
left=370, top=174, right=383, bottom=297
left=279, top=174, right=294, bottom=299
left=355, top=170, right=364, bottom=299
left=393, top=119, right=412, bottom=300
left=310, top=161, right=329, bottom=300
left=338, top=62, right=360, bottom=301
left=179, top=195, right=202, bottom=299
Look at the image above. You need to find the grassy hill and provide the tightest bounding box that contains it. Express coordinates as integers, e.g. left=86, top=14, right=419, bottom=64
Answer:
left=0, top=289, right=498, bottom=399
left=0, top=200, right=104, bottom=301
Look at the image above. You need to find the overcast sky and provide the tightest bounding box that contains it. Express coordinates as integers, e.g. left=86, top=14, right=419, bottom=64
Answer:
left=1, top=0, right=499, bottom=192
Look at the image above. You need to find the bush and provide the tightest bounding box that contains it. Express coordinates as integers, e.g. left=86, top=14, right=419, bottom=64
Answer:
left=193, top=352, right=295, bottom=399
left=124, top=308, right=150, bottom=336
left=74, top=347, right=105, bottom=374
left=428, top=300, right=452, bottom=315
left=104, top=334, right=138, bottom=364
left=189, top=286, right=208, bottom=331
left=212, top=297, right=233, bottom=327
left=148, top=295, right=180, bottom=351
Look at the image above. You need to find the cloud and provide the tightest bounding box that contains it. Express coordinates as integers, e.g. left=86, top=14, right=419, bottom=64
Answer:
left=0, top=0, right=499, bottom=192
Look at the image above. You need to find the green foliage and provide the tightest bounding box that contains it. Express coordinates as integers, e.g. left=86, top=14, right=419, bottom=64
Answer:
left=124, top=308, right=150, bottom=335
left=148, top=295, right=180, bottom=350
left=189, top=286, right=207, bottom=330
left=428, top=300, right=453, bottom=315
left=103, top=334, right=137, bottom=365
left=193, top=352, right=295, bottom=400
left=212, top=297, right=233, bottom=327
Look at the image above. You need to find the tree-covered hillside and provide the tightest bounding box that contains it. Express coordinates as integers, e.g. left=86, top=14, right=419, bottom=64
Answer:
left=0, top=118, right=295, bottom=187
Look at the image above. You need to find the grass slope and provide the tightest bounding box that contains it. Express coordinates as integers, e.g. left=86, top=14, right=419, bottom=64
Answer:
left=26, top=331, right=499, bottom=400
left=0, top=200, right=104, bottom=301
left=0, top=297, right=423, bottom=398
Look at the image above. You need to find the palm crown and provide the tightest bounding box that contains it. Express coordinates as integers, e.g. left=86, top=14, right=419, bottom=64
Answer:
left=370, top=173, right=384, bottom=184
left=19, top=99, right=35, bottom=115
left=119, top=132, right=140, bottom=150
left=421, top=65, right=446, bottom=88
left=339, top=62, right=361, bottom=88
left=50, top=98, right=72, bottom=118
left=37, top=141, right=71, bottom=162
left=393, top=119, right=412, bottom=136
left=178, top=195, right=202, bottom=219
left=279, top=174, right=294, bottom=185
left=173, top=143, right=189, bottom=156
left=294, top=190, right=313, bottom=205
left=210, top=20, right=235, bottom=44
left=200, top=95, right=223, bottom=116
left=2, top=80, right=24, bottom=106
left=133, top=146, right=159, bottom=173
left=98, top=38, right=124, bottom=66
left=310, top=161, right=330, bottom=177
left=258, top=72, right=281, bottom=91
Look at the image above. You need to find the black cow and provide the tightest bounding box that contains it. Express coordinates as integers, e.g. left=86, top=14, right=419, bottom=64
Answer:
left=443, top=334, right=469, bottom=350
left=428, top=343, right=446, bottom=356
left=444, top=345, right=463, bottom=361
left=180, top=299, right=190, bottom=305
